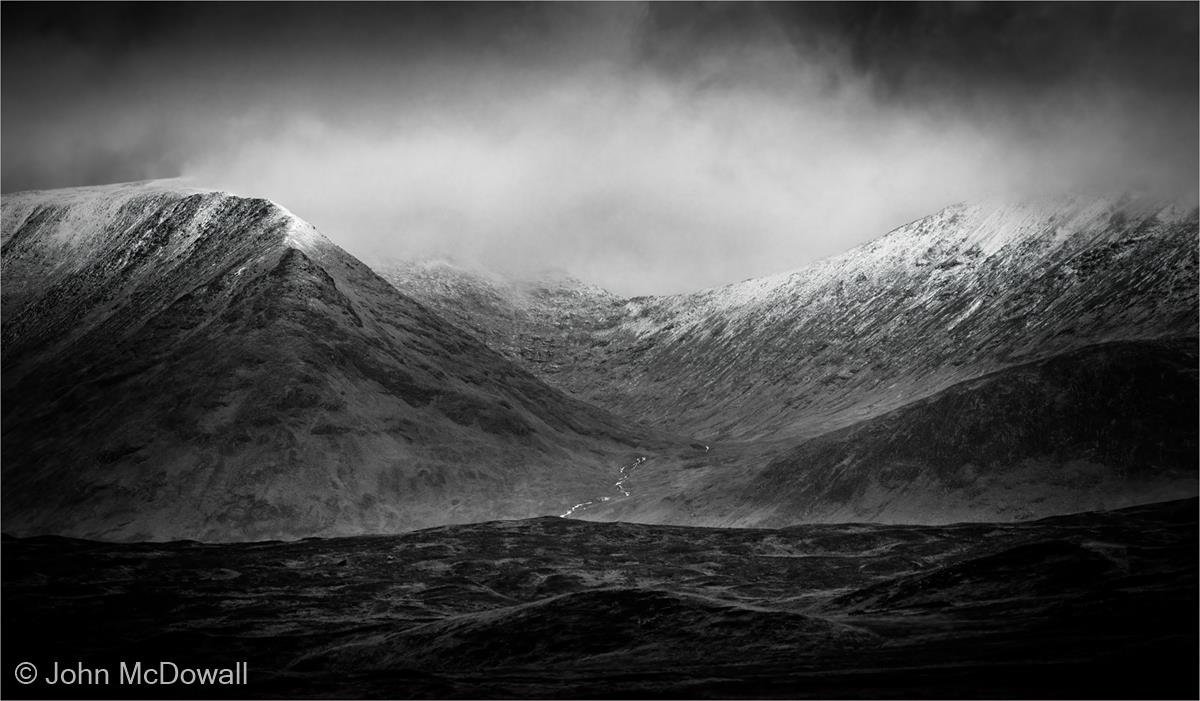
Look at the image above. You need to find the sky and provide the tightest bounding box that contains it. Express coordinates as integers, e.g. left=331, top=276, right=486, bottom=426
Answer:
left=3, top=2, right=1197, bottom=295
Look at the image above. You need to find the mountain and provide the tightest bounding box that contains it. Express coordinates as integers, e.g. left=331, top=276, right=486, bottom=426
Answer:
left=393, top=197, right=1198, bottom=443
left=4, top=184, right=1194, bottom=537
left=615, top=197, right=1196, bottom=441
left=376, top=258, right=625, bottom=387
left=0, top=181, right=673, bottom=541
left=378, top=196, right=1199, bottom=525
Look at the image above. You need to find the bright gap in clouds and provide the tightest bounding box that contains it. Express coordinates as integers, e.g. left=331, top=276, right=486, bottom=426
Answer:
left=186, top=61, right=1184, bottom=297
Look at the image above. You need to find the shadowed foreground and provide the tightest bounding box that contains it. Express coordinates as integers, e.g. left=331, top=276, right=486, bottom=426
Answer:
left=3, top=499, right=1196, bottom=699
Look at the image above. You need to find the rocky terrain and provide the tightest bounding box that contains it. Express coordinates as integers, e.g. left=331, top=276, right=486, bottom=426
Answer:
left=0, top=182, right=680, bottom=541
left=3, top=498, right=1195, bottom=699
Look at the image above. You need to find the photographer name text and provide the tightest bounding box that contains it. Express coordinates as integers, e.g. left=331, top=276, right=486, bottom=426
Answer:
left=15, top=661, right=248, bottom=686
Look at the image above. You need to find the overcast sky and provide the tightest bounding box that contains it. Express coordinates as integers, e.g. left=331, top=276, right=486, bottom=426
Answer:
left=3, top=2, right=1197, bottom=294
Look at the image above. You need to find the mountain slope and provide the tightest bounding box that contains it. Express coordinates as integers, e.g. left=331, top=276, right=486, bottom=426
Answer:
left=610, top=198, right=1197, bottom=441
left=1, top=181, right=671, bottom=541
left=376, top=258, right=625, bottom=378
left=577, top=338, right=1197, bottom=526
left=379, top=196, right=1198, bottom=526
left=385, top=197, right=1197, bottom=443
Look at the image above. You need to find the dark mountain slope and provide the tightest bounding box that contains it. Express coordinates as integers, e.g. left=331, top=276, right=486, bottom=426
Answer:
left=1, top=182, right=669, bottom=541
left=578, top=338, right=1197, bottom=526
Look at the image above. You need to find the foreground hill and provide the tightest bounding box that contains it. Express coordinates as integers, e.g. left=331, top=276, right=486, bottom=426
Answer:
left=3, top=498, right=1195, bottom=699
left=1, top=181, right=670, bottom=541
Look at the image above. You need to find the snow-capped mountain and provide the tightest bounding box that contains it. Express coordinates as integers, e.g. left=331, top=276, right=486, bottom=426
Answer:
left=390, top=197, right=1197, bottom=442
left=0, top=181, right=669, bottom=541
left=646, top=198, right=1195, bottom=437
left=378, top=196, right=1198, bottom=524
left=3, top=183, right=1193, bottom=537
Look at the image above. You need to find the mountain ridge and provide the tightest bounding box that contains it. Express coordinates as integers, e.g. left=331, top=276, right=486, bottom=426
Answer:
left=379, top=194, right=1198, bottom=526
left=383, top=195, right=1197, bottom=441
left=1, top=181, right=677, bottom=541
left=2, top=183, right=1195, bottom=537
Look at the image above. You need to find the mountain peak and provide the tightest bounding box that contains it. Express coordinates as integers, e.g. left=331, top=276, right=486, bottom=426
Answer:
left=0, top=179, right=332, bottom=256
left=2, top=183, right=658, bottom=540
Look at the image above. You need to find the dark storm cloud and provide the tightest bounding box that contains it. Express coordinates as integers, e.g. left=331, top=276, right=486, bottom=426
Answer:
left=771, top=3, right=1198, bottom=96
left=3, top=2, right=1196, bottom=294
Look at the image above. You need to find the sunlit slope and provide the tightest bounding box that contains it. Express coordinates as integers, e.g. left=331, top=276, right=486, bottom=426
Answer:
left=1, top=181, right=664, bottom=541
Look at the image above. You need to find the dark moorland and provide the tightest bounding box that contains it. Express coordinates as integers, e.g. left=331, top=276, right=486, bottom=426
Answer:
left=3, top=498, right=1196, bottom=699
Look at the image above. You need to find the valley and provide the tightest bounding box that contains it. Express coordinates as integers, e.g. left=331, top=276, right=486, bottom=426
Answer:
left=382, top=199, right=1198, bottom=443
left=3, top=4, right=1196, bottom=699
left=379, top=197, right=1200, bottom=527
left=1, top=181, right=1196, bottom=701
